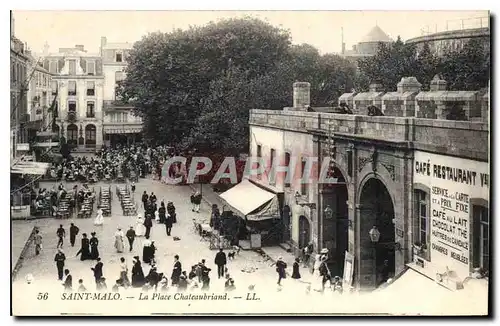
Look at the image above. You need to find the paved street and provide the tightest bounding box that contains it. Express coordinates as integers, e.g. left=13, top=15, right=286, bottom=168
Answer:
left=12, top=178, right=308, bottom=294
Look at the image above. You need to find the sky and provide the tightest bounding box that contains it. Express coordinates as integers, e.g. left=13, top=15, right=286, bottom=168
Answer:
left=13, top=10, right=488, bottom=55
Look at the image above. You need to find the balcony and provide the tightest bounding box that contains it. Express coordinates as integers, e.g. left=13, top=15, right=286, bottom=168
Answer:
left=103, top=100, right=134, bottom=110
left=67, top=111, right=77, bottom=122
left=86, top=112, right=96, bottom=118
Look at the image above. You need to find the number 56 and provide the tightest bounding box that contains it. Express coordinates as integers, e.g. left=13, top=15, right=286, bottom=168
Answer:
left=37, top=292, right=48, bottom=300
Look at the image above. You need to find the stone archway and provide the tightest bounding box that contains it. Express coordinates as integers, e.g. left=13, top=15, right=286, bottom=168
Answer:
left=85, top=124, right=97, bottom=148
left=322, top=164, right=349, bottom=276
left=66, top=124, right=78, bottom=146
left=359, top=177, right=395, bottom=288
left=298, top=215, right=311, bottom=249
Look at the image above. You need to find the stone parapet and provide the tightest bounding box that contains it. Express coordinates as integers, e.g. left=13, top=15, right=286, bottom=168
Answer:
left=249, top=110, right=489, bottom=161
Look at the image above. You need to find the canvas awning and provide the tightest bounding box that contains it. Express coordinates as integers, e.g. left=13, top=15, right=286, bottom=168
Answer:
left=339, top=92, right=355, bottom=101
left=11, top=161, right=50, bottom=175
left=219, top=179, right=279, bottom=221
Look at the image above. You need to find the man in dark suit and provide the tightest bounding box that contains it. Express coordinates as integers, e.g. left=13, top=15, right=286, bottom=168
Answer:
left=214, top=249, right=227, bottom=279
left=54, top=248, right=66, bottom=280
left=91, top=257, right=104, bottom=286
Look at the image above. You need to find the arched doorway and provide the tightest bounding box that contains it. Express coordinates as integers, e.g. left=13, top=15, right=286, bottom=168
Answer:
left=66, top=124, right=78, bottom=147
left=85, top=124, right=97, bottom=148
left=359, top=177, right=395, bottom=288
left=298, top=215, right=310, bottom=249
left=322, top=165, right=349, bottom=276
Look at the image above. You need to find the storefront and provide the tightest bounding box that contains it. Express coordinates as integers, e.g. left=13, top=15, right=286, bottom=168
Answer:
left=410, top=151, right=489, bottom=290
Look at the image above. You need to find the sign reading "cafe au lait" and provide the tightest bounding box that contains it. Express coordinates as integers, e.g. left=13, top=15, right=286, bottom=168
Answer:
left=413, top=151, right=489, bottom=279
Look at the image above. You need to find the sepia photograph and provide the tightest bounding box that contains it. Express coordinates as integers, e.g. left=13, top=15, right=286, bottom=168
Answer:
left=9, top=7, right=490, bottom=316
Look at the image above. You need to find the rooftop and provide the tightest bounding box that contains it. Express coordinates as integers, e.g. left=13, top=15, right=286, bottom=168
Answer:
left=360, top=25, right=393, bottom=43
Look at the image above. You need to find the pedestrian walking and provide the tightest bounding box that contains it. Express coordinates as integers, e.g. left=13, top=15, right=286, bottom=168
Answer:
left=69, top=223, right=79, bottom=247
left=144, top=215, right=153, bottom=238
left=167, top=202, right=176, bottom=223
left=63, top=269, right=72, bottom=292
left=54, top=248, right=66, bottom=281
left=171, top=255, right=181, bottom=286
left=274, top=257, right=287, bottom=286
left=142, top=236, right=153, bottom=264
left=119, top=257, right=131, bottom=287
left=158, top=201, right=166, bottom=224
left=131, top=256, right=145, bottom=288
left=141, top=191, right=148, bottom=209
left=34, top=229, right=43, bottom=255
left=91, top=257, right=104, bottom=286
left=146, top=266, right=160, bottom=292
left=192, top=192, right=202, bottom=213
left=292, top=258, right=301, bottom=279
left=114, top=228, right=125, bottom=253
left=76, top=233, right=91, bottom=261
left=126, top=226, right=136, bottom=252
left=165, top=210, right=173, bottom=236
left=90, top=232, right=99, bottom=259
left=56, top=224, right=66, bottom=249
left=214, top=249, right=227, bottom=279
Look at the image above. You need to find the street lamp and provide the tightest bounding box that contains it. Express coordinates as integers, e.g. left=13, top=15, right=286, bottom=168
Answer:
left=369, top=226, right=381, bottom=243
left=324, top=205, right=333, bottom=219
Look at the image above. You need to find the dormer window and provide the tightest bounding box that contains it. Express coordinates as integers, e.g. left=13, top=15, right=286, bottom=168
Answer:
left=68, top=59, right=76, bottom=75
left=116, top=52, right=123, bottom=62
left=87, top=61, right=95, bottom=75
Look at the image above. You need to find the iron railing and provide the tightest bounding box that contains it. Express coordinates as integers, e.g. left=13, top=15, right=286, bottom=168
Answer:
left=419, top=16, right=489, bottom=36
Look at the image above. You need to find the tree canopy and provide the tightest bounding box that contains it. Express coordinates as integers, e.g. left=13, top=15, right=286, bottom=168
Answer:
left=118, top=17, right=357, bottom=154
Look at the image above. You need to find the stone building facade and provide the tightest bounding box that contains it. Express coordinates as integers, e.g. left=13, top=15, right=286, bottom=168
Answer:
left=249, top=80, right=489, bottom=291
left=10, top=12, right=29, bottom=159
left=44, top=46, right=104, bottom=149
left=100, top=37, right=142, bottom=147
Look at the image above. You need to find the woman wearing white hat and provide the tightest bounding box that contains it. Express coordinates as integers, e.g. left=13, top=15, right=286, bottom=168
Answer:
left=135, top=214, right=146, bottom=237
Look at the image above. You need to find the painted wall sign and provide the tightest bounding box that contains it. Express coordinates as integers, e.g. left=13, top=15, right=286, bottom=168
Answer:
left=413, top=151, right=489, bottom=280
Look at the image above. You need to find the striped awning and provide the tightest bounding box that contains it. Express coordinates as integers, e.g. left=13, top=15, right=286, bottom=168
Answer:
left=11, top=161, right=50, bottom=175
left=354, top=92, right=384, bottom=101
left=416, top=91, right=479, bottom=102
left=103, top=126, right=142, bottom=134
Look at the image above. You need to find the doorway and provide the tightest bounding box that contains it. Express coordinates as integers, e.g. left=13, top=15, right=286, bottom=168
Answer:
left=298, top=215, right=311, bottom=249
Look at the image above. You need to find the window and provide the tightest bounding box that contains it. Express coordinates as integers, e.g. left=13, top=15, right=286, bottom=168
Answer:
left=68, top=81, right=77, bottom=96
left=270, top=149, right=276, bottom=185
left=415, top=190, right=430, bottom=256
left=87, top=61, right=95, bottom=75
left=86, top=101, right=95, bottom=118
left=284, top=152, right=291, bottom=188
left=301, top=157, right=307, bottom=196
left=68, top=60, right=76, bottom=75
left=473, top=205, right=489, bottom=272
left=68, top=101, right=76, bottom=112
left=116, top=52, right=123, bottom=62
left=51, top=81, right=58, bottom=95
left=49, top=61, right=57, bottom=74
left=86, top=81, right=95, bottom=96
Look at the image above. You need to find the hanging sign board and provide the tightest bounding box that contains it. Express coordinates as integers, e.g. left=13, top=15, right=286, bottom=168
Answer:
left=343, top=251, right=354, bottom=287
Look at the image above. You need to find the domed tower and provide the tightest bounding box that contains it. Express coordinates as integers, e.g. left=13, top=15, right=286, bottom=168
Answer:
left=357, top=25, right=392, bottom=55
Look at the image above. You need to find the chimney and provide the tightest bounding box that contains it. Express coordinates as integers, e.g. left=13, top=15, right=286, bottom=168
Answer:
left=369, top=83, right=383, bottom=93
left=293, top=82, right=311, bottom=110
left=430, top=75, right=447, bottom=91
left=75, top=45, right=85, bottom=51
left=100, top=36, right=107, bottom=56
left=397, top=77, right=422, bottom=93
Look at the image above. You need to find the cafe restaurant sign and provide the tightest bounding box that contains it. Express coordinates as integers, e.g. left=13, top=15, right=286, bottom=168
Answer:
left=413, top=151, right=489, bottom=279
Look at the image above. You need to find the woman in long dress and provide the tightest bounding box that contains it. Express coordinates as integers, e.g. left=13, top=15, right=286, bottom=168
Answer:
left=94, top=208, right=104, bottom=226
left=114, top=228, right=125, bottom=253
left=135, top=215, right=146, bottom=237
left=89, top=232, right=100, bottom=260
left=131, top=256, right=145, bottom=288
left=76, top=233, right=91, bottom=261
left=142, top=236, right=152, bottom=264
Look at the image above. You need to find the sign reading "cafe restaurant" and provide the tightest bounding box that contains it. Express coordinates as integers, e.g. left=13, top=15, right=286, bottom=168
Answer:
left=413, top=151, right=489, bottom=280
